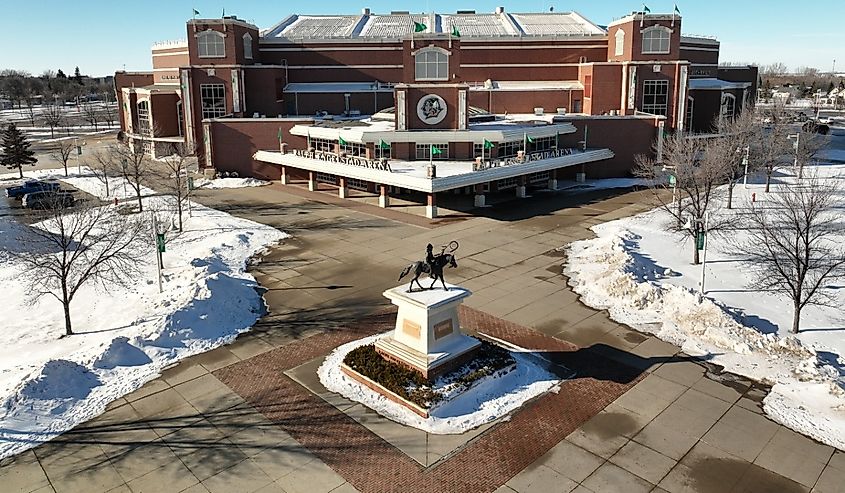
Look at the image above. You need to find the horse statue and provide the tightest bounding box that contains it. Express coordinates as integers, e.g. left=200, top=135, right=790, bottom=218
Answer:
left=398, top=241, right=459, bottom=292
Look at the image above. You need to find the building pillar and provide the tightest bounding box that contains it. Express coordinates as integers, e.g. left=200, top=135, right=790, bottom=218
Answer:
left=548, top=169, right=558, bottom=190
left=576, top=171, right=586, bottom=183
left=426, top=193, right=437, bottom=219
left=473, top=183, right=486, bottom=207
left=280, top=165, right=290, bottom=185
left=379, top=184, right=389, bottom=208
left=338, top=177, right=348, bottom=199
left=516, top=176, right=527, bottom=198
left=308, top=171, right=316, bottom=191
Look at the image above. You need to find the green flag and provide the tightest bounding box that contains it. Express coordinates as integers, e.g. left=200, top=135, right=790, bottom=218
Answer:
left=277, top=127, right=283, bottom=141
left=483, top=139, right=494, bottom=149
left=642, top=4, right=651, bottom=13
left=338, top=136, right=348, bottom=146
left=193, top=8, right=200, bottom=16
left=430, top=145, right=442, bottom=155
left=379, top=139, right=390, bottom=149
left=451, top=25, right=461, bottom=37
left=413, top=21, right=427, bottom=33
left=674, top=4, right=681, bottom=15
left=524, top=133, right=535, bottom=144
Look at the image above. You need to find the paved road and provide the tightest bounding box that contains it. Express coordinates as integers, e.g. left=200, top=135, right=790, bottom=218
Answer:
left=0, top=182, right=842, bottom=493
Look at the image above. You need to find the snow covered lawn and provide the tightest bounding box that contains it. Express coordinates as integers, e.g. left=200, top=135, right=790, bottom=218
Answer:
left=0, top=168, right=287, bottom=459
left=318, top=333, right=561, bottom=434
left=565, top=163, right=845, bottom=450
left=194, top=177, right=271, bottom=189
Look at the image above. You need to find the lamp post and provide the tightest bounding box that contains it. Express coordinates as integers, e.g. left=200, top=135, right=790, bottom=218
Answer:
left=741, top=146, right=750, bottom=188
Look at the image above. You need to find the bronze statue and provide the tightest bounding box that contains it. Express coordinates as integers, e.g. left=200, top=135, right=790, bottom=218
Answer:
left=399, top=241, right=459, bottom=292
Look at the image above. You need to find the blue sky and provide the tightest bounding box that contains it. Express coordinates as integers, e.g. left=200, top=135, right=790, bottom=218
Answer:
left=1, top=1, right=842, bottom=76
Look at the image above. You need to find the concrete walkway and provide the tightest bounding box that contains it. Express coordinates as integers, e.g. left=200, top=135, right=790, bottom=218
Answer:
left=1, top=183, right=843, bottom=493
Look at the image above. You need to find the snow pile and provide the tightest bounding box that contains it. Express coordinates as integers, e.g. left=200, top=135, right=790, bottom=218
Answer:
left=318, top=334, right=561, bottom=434
left=564, top=163, right=845, bottom=450
left=0, top=172, right=287, bottom=459
left=194, top=177, right=271, bottom=189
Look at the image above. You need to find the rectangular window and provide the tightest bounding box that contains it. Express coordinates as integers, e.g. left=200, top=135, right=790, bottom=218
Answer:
left=497, top=140, right=524, bottom=159
left=340, top=140, right=366, bottom=157
left=136, top=101, right=150, bottom=136
left=526, top=136, right=556, bottom=153
left=374, top=144, right=390, bottom=159
left=584, top=75, right=593, bottom=98
left=200, top=84, right=226, bottom=119
left=347, top=178, right=367, bottom=191
left=316, top=173, right=335, bottom=184
left=415, top=143, right=448, bottom=160
left=497, top=177, right=518, bottom=190
left=641, top=80, right=669, bottom=116
left=309, top=137, right=333, bottom=152
left=529, top=171, right=550, bottom=184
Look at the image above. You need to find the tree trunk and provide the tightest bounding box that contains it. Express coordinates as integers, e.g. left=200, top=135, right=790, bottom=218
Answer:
left=104, top=176, right=109, bottom=197
left=765, top=170, right=772, bottom=193
left=18, top=166, right=23, bottom=179
left=136, top=191, right=143, bottom=212
left=792, top=302, right=801, bottom=334
left=49, top=127, right=55, bottom=139
left=177, top=200, right=183, bottom=232
left=63, top=302, right=73, bottom=336
left=693, top=236, right=700, bottom=265
left=727, top=181, right=734, bottom=209
left=63, top=162, right=68, bottom=176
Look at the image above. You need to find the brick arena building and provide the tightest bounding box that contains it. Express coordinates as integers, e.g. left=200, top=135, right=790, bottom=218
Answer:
left=115, top=7, right=756, bottom=217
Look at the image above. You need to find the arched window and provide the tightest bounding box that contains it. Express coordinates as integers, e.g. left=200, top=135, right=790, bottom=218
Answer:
left=415, top=47, right=449, bottom=81
left=641, top=25, right=671, bottom=54
left=136, top=100, right=150, bottom=135
left=614, top=29, right=625, bottom=56
left=243, top=33, right=253, bottom=59
left=197, top=30, right=225, bottom=58
left=720, top=93, right=736, bottom=122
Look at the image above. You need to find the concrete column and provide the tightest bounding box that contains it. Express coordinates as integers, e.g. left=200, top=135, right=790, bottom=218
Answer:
left=280, top=166, right=290, bottom=185
left=474, top=183, right=486, bottom=207
left=338, top=177, right=348, bottom=199
left=308, top=171, right=316, bottom=191
left=576, top=172, right=586, bottom=183
left=548, top=169, right=558, bottom=190
left=378, top=184, right=389, bottom=208
left=426, top=193, right=437, bottom=219
left=516, top=176, right=527, bottom=198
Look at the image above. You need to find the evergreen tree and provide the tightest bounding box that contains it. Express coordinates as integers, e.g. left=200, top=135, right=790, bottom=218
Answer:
left=1, top=123, right=38, bottom=179
left=56, top=69, right=66, bottom=79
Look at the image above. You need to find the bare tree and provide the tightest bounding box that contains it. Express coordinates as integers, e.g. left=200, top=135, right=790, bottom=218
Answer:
left=49, top=139, right=76, bottom=176
left=748, top=104, right=793, bottom=192
left=5, top=197, right=149, bottom=337
left=156, top=142, right=197, bottom=232
left=42, top=102, right=65, bottom=139
left=635, top=132, right=730, bottom=264
left=732, top=176, right=845, bottom=333
left=716, top=107, right=756, bottom=209
left=90, top=145, right=119, bottom=198
left=100, top=100, right=116, bottom=128
left=79, top=101, right=100, bottom=131
left=115, top=141, right=152, bottom=212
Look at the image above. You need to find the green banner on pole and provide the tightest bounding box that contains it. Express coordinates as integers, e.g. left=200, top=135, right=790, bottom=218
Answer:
left=669, top=174, right=676, bottom=186
left=187, top=176, right=194, bottom=191
left=156, top=233, right=166, bottom=253
left=696, top=231, right=705, bottom=250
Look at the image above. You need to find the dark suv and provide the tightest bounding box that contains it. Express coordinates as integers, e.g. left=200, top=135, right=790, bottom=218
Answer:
left=22, top=191, right=75, bottom=209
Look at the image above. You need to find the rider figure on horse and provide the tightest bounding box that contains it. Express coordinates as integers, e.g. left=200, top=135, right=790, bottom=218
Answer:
left=399, top=241, right=460, bottom=292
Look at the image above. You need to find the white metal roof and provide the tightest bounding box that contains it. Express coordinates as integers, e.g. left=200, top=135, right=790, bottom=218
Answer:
left=284, top=82, right=394, bottom=93
left=263, top=11, right=606, bottom=40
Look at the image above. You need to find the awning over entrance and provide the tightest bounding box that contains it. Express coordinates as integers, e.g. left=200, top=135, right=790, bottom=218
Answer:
left=254, top=147, right=614, bottom=193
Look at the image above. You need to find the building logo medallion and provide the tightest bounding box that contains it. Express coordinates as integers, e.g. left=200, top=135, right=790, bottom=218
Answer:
left=417, top=94, right=447, bottom=125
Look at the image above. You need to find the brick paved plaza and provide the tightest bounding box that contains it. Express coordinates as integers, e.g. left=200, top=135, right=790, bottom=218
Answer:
left=1, top=183, right=843, bottom=493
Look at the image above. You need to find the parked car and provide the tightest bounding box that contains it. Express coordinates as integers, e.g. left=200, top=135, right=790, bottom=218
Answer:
left=5, top=180, right=60, bottom=199
left=22, top=191, right=75, bottom=209
left=803, top=121, right=830, bottom=135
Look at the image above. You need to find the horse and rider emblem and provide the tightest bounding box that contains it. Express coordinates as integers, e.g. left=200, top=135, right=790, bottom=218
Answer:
left=416, top=94, right=448, bottom=125
left=399, top=241, right=459, bottom=292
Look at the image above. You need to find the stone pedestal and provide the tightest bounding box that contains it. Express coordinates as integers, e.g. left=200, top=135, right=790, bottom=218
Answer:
left=516, top=185, right=527, bottom=198
left=375, top=283, right=481, bottom=379
left=576, top=172, right=586, bottom=183
left=474, top=194, right=486, bottom=207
